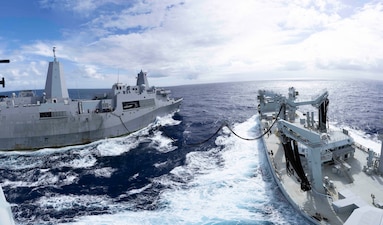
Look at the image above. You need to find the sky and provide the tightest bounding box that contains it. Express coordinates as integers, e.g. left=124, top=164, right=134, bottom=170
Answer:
left=0, top=0, right=382, bottom=90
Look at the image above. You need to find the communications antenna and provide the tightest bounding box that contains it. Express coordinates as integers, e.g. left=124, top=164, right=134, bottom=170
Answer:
left=0, top=59, right=9, bottom=87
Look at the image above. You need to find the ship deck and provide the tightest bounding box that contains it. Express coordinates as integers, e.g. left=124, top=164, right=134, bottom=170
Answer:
left=262, top=118, right=383, bottom=225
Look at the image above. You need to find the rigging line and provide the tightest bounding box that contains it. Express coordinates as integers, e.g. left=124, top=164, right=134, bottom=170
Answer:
left=110, top=112, right=131, bottom=133
left=159, top=105, right=284, bottom=146
left=224, top=105, right=283, bottom=141
left=156, top=123, right=226, bottom=146
left=185, top=123, right=226, bottom=146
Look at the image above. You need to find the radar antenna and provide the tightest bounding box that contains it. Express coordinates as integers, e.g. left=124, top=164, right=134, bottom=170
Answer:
left=53, top=46, right=57, bottom=61
left=0, top=59, right=9, bottom=87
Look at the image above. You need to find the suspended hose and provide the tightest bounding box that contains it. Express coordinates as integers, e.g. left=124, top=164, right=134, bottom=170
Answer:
left=185, top=123, right=227, bottom=146
left=223, top=105, right=283, bottom=142
left=159, top=105, right=284, bottom=146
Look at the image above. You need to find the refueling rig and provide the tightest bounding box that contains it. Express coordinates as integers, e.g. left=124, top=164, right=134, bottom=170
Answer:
left=258, top=87, right=383, bottom=193
left=258, top=87, right=383, bottom=224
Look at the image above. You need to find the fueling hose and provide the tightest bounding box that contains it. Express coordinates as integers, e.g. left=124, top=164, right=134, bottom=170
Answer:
left=159, top=105, right=283, bottom=146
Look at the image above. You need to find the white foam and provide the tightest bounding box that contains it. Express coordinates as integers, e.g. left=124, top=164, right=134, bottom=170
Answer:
left=1, top=170, right=79, bottom=188
left=95, top=115, right=180, bottom=156
left=0, top=143, right=100, bottom=172
left=92, top=167, right=117, bottom=178
left=62, top=115, right=286, bottom=224
left=158, top=117, right=268, bottom=220
left=1, top=179, right=31, bottom=188
left=37, top=194, right=125, bottom=213
left=153, top=161, right=168, bottom=168
left=155, top=114, right=181, bottom=127
left=126, top=184, right=152, bottom=196
left=96, top=138, right=139, bottom=157
left=1, top=114, right=305, bottom=224
left=0, top=155, right=41, bottom=170
left=59, top=154, right=97, bottom=169
left=52, top=114, right=383, bottom=225
left=60, top=211, right=169, bottom=225
left=131, top=173, right=139, bottom=180
left=149, top=130, right=177, bottom=153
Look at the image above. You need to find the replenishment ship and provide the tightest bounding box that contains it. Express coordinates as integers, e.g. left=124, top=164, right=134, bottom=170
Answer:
left=258, top=87, right=383, bottom=225
left=0, top=48, right=182, bottom=151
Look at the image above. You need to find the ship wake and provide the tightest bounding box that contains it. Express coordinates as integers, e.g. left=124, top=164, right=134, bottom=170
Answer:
left=0, top=114, right=326, bottom=224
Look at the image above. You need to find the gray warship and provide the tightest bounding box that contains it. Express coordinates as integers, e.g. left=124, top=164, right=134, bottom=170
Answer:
left=0, top=48, right=182, bottom=151
left=0, top=59, right=15, bottom=224
left=258, top=87, right=383, bottom=224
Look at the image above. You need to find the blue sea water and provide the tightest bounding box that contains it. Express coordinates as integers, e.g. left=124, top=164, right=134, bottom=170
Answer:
left=0, top=80, right=382, bottom=225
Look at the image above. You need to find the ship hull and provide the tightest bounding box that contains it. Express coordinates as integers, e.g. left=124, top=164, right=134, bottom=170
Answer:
left=258, top=116, right=320, bottom=224
left=0, top=53, right=183, bottom=151
left=0, top=100, right=182, bottom=151
left=259, top=114, right=383, bottom=225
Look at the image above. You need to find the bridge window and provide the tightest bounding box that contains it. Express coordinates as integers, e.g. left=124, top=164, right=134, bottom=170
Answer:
left=40, top=112, right=52, bottom=118
left=122, top=101, right=140, bottom=110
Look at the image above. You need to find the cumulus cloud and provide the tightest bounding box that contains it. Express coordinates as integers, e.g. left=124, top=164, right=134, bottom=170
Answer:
left=2, top=0, right=383, bottom=90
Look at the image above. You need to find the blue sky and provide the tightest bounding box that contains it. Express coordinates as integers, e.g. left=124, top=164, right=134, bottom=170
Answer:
left=0, top=0, right=382, bottom=90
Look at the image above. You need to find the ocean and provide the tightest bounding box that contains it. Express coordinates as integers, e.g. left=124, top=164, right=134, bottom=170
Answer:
left=0, top=80, right=382, bottom=225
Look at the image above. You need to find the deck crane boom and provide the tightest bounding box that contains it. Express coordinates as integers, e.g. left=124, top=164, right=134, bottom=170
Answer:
left=259, top=87, right=352, bottom=193
left=283, top=87, right=329, bottom=132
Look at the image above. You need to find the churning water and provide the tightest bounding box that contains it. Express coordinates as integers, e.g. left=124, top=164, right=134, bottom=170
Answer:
left=1, top=80, right=382, bottom=224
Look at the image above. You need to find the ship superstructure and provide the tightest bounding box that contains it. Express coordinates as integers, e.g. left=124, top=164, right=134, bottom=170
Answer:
left=0, top=48, right=182, bottom=151
left=0, top=58, right=15, bottom=225
left=258, top=87, right=383, bottom=224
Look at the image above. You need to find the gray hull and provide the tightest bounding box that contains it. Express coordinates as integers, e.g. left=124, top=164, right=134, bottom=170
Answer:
left=0, top=100, right=181, bottom=151
left=0, top=52, right=182, bottom=151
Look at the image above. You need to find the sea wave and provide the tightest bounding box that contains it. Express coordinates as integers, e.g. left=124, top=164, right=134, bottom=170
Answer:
left=0, top=80, right=381, bottom=224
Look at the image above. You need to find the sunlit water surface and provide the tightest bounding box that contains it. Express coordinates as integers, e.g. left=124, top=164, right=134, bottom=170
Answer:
left=0, top=80, right=382, bottom=225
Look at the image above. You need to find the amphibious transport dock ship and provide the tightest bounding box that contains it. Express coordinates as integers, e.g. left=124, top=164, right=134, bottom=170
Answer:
left=0, top=48, right=182, bottom=151
left=258, top=87, right=383, bottom=225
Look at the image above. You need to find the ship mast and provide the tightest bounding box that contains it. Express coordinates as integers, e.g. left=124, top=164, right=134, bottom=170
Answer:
left=53, top=46, right=57, bottom=62
left=44, top=47, right=69, bottom=102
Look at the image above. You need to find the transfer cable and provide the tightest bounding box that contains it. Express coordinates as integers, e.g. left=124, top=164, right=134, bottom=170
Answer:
left=159, top=105, right=283, bottom=146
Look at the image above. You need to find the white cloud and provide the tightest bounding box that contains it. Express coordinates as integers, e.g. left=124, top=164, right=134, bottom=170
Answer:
left=76, top=64, right=106, bottom=80
left=301, top=2, right=383, bottom=72
left=38, top=0, right=123, bottom=15
left=2, top=0, right=383, bottom=91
